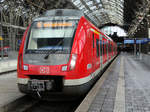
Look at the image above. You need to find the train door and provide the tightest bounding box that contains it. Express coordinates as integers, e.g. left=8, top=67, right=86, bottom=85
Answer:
left=112, top=43, right=114, bottom=57
left=92, top=32, right=96, bottom=72
left=106, top=39, right=109, bottom=61
left=102, top=38, right=105, bottom=64
left=99, top=34, right=103, bottom=69
left=95, top=35, right=100, bottom=70
left=103, top=37, right=107, bottom=64
left=109, top=41, right=112, bottom=59
left=92, top=32, right=100, bottom=71
left=108, top=41, right=110, bottom=60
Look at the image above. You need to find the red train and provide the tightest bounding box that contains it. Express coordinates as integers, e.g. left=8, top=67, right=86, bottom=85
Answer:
left=0, top=46, right=10, bottom=57
left=17, top=9, right=117, bottom=99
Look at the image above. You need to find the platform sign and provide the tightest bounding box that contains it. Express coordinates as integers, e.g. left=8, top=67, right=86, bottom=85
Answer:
left=124, top=38, right=150, bottom=44
left=124, top=39, right=134, bottom=44
left=136, top=40, right=142, bottom=44
left=18, top=40, right=22, bottom=45
left=140, top=38, right=149, bottom=44
left=0, top=36, right=3, bottom=40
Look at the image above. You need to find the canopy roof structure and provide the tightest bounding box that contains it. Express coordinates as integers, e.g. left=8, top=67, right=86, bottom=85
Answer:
left=72, top=0, right=124, bottom=26
left=0, top=0, right=150, bottom=37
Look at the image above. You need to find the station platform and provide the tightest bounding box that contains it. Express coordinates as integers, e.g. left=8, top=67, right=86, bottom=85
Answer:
left=0, top=59, right=17, bottom=73
left=0, top=72, right=24, bottom=111
left=76, top=53, right=150, bottom=112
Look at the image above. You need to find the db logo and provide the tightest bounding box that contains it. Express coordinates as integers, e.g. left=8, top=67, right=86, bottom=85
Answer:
left=39, top=67, right=49, bottom=74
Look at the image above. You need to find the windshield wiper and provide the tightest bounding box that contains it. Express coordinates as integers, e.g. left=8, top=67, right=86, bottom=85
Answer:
left=44, top=38, right=65, bottom=60
left=44, top=23, right=76, bottom=60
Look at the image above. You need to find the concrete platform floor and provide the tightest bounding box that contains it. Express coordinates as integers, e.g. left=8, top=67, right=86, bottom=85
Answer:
left=0, top=59, right=17, bottom=73
left=76, top=53, right=150, bottom=112
left=0, top=72, right=24, bottom=109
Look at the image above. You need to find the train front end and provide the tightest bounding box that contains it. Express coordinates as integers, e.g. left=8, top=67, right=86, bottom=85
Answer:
left=17, top=9, right=85, bottom=99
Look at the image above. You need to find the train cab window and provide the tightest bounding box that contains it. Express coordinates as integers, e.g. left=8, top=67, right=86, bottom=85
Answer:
left=26, top=19, right=78, bottom=53
left=96, top=39, right=100, bottom=57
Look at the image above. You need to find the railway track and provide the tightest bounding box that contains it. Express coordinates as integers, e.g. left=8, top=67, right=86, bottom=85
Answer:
left=6, top=96, right=83, bottom=112
left=24, top=99, right=82, bottom=112
left=0, top=53, right=116, bottom=110
left=0, top=71, right=83, bottom=112
left=2, top=57, right=115, bottom=112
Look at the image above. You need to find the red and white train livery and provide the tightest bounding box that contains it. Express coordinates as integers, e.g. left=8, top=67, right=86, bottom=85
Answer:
left=17, top=9, right=117, bottom=99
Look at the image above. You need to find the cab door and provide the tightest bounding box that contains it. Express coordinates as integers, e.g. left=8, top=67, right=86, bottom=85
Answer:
left=95, top=34, right=100, bottom=70
left=92, top=32, right=100, bottom=71
left=103, top=37, right=107, bottom=64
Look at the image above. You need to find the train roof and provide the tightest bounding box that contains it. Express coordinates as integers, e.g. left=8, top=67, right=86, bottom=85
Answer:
left=32, top=9, right=114, bottom=43
left=33, top=9, right=84, bottom=22
left=44, top=9, right=84, bottom=17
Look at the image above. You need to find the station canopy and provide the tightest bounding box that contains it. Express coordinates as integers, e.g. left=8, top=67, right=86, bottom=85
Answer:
left=0, top=0, right=149, bottom=37
left=72, top=0, right=124, bottom=26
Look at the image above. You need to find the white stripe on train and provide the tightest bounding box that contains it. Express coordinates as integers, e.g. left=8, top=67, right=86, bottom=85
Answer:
left=18, top=56, right=115, bottom=86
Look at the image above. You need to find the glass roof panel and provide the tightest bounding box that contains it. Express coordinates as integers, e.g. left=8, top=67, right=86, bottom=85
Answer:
left=98, top=4, right=102, bottom=7
left=95, top=0, right=100, bottom=3
left=87, top=1, right=93, bottom=5
left=72, top=0, right=124, bottom=26
left=73, top=0, right=80, bottom=5
left=90, top=6, right=97, bottom=10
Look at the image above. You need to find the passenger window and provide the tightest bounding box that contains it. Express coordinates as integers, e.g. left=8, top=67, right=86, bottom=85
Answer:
left=114, top=46, right=116, bottom=53
left=108, top=43, right=109, bottom=53
left=109, top=43, right=111, bottom=53
left=96, top=39, right=100, bottom=57
left=100, top=40, right=103, bottom=56
left=110, top=44, right=112, bottom=52
left=106, top=42, right=108, bottom=54
left=93, top=33, right=94, bottom=48
left=103, top=41, right=105, bottom=54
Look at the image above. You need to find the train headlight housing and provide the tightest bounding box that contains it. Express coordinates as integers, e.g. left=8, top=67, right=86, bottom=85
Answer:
left=69, top=54, right=77, bottom=70
left=23, top=65, right=28, bottom=71
left=62, top=66, right=67, bottom=71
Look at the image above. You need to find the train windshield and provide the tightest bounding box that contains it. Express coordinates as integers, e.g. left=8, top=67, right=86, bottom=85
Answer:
left=26, top=19, right=78, bottom=53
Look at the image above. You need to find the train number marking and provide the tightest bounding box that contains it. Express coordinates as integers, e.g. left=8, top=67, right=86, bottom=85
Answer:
left=39, top=67, right=49, bottom=74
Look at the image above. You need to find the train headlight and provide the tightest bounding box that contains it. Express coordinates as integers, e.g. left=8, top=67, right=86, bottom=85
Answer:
left=62, top=66, right=67, bottom=71
left=23, top=65, right=28, bottom=71
left=69, top=54, right=77, bottom=70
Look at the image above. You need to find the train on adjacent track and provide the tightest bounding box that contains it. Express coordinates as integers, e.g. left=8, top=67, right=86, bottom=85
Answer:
left=17, top=9, right=117, bottom=100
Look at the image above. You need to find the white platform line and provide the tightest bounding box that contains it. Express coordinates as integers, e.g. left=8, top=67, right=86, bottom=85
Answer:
left=113, top=56, right=125, bottom=112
